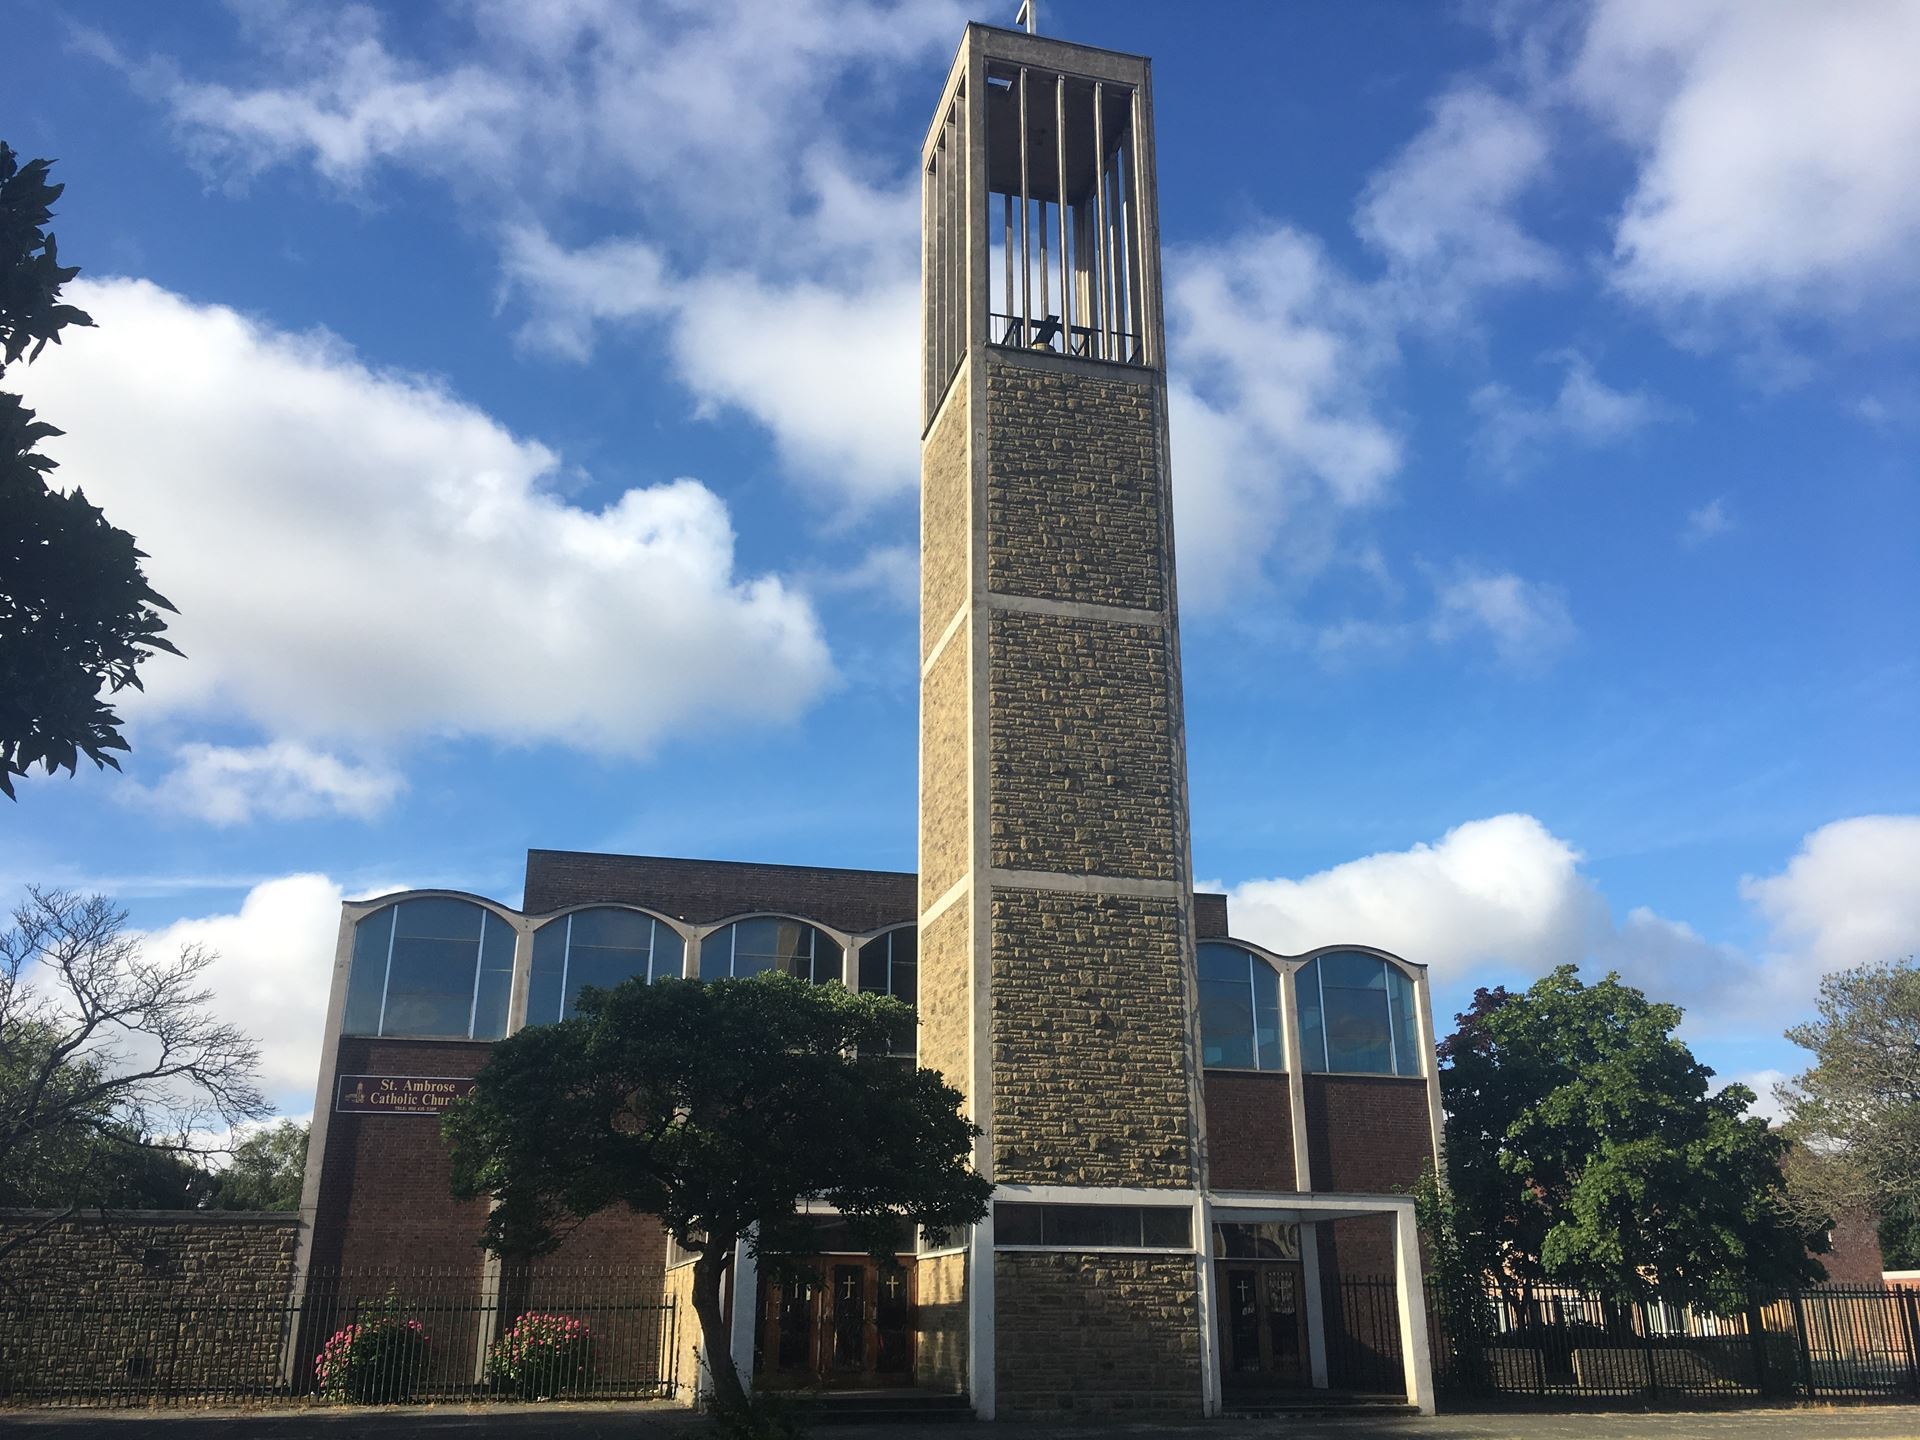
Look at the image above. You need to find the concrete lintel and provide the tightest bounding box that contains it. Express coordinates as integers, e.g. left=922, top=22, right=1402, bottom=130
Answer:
left=985, top=590, right=1165, bottom=627
left=986, top=868, right=1184, bottom=899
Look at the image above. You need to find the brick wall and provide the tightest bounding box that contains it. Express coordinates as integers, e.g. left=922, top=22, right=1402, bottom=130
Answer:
left=987, top=610, right=1179, bottom=880
left=984, top=361, right=1164, bottom=611
left=994, top=1252, right=1201, bottom=1416
left=309, top=1036, right=496, bottom=1276
left=0, top=1209, right=299, bottom=1398
left=1193, top=891, right=1229, bottom=938
left=916, top=1251, right=968, bottom=1394
left=989, top=889, right=1194, bottom=1187
left=523, top=852, right=915, bottom=933
left=1302, top=1074, right=1434, bottom=1195
left=1202, top=1071, right=1296, bottom=1192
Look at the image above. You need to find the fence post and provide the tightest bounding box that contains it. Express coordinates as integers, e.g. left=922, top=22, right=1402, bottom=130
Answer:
left=1789, top=1287, right=1817, bottom=1399
left=1637, top=1299, right=1658, bottom=1396
left=1900, top=1288, right=1920, bottom=1398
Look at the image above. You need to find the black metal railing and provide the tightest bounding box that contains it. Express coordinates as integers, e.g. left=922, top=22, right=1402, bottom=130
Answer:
left=1413, top=1278, right=1920, bottom=1403
left=0, top=1266, right=675, bottom=1410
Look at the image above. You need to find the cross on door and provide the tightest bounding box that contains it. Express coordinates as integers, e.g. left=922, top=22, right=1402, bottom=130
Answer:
left=883, top=1272, right=903, bottom=1300
left=1235, top=1278, right=1252, bottom=1305
left=842, top=1275, right=859, bottom=1299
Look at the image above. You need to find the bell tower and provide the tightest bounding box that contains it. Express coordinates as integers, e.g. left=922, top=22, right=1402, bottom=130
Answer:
left=915, top=22, right=1211, bottom=1419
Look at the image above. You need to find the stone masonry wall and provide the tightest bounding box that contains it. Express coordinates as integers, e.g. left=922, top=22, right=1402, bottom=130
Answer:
left=916, top=901, right=973, bottom=1116
left=0, top=1209, right=299, bottom=1399
left=994, top=1252, right=1201, bottom=1416
left=915, top=1251, right=968, bottom=1394
left=922, top=374, right=972, bottom=658
left=984, top=359, right=1164, bottom=611
left=990, top=890, right=1194, bottom=1187
left=661, top=1261, right=702, bottom=1403
left=987, top=610, right=1178, bottom=880
left=920, top=637, right=971, bottom=904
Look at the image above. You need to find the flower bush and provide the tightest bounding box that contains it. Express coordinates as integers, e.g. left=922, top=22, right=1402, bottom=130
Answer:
left=485, top=1311, right=594, bottom=1399
left=314, top=1312, right=429, bottom=1404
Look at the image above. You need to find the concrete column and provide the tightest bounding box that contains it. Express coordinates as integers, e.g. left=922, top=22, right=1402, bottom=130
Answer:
left=1300, top=1221, right=1330, bottom=1388
left=729, top=1239, right=758, bottom=1393
left=1392, top=1205, right=1436, bottom=1414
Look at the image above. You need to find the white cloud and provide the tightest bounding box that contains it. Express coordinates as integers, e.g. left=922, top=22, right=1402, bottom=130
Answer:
left=131, top=742, right=404, bottom=825
left=18, top=278, right=832, bottom=761
left=1569, top=0, right=1920, bottom=325
left=1165, top=226, right=1402, bottom=611
left=1720, top=1069, right=1789, bottom=1127
left=1682, top=495, right=1731, bottom=546
left=139, top=874, right=353, bottom=1103
left=1471, top=352, right=1674, bottom=479
left=1356, top=85, right=1561, bottom=324
left=1430, top=568, right=1575, bottom=666
left=1742, top=816, right=1920, bottom=975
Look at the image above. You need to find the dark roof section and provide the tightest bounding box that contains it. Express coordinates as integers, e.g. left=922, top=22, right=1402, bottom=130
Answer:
left=524, top=849, right=1234, bottom=941
left=523, top=850, right=918, bottom=934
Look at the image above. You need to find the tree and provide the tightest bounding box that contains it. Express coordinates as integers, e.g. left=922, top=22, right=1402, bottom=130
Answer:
left=444, top=972, right=991, bottom=1416
left=210, top=1119, right=309, bottom=1211
left=0, top=888, right=267, bottom=1256
left=1439, top=965, right=1822, bottom=1310
left=1776, top=958, right=1920, bottom=1239
left=1, top=142, right=178, bottom=798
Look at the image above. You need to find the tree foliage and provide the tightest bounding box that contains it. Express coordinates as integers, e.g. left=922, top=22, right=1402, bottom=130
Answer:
left=1, top=142, right=178, bottom=799
left=1440, top=965, right=1822, bottom=1309
left=210, top=1119, right=309, bottom=1211
left=444, top=972, right=991, bottom=1416
left=0, top=888, right=267, bottom=1254
left=1777, top=958, right=1920, bottom=1238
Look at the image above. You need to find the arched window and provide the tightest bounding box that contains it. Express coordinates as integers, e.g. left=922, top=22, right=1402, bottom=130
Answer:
left=526, top=908, right=686, bottom=1025
left=1296, top=951, right=1421, bottom=1076
left=857, top=927, right=918, bottom=1057
left=341, top=897, right=516, bottom=1040
left=701, top=917, right=842, bottom=984
left=1197, top=942, right=1283, bottom=1071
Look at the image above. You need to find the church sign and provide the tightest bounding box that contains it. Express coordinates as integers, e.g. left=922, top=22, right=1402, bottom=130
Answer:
left=335, top=1074, right=478, bottom=1115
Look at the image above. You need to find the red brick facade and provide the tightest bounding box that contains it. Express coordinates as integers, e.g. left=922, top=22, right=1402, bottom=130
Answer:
left=523, top=850, right=918, bottom=930
left=1202, top=1071, right=1297, bottom=1191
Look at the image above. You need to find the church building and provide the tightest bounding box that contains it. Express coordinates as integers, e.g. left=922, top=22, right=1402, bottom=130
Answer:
left=295, top=21, right=1441, bottom=1419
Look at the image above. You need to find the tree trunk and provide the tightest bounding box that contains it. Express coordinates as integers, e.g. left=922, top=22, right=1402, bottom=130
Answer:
left=692, top=1240, right=749, bottom=1415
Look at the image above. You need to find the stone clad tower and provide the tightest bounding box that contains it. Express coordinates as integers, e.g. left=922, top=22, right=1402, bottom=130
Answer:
left=916, top=23, right=1212, bottom=1418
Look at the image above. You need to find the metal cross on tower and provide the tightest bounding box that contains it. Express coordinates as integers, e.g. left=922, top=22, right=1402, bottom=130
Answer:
left=1014, top=1, right=1038, bottom=35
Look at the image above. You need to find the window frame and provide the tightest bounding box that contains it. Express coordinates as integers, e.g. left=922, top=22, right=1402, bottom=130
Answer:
left=528, top=906, right=684, bottom=1026
left=348, top=896, right=516, bottom=1042
left=1295, top=949, right=1423, bottom=1079
left=856, top=924, right=919, bottom=1060
left=699, top=915, right=846, bottom=985
left=1196, top=941, right=1285, bottom=1073
left=992, top=1201, right=1195, bottom=1254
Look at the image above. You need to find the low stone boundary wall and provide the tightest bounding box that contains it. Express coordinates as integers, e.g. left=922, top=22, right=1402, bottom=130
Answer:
left=0, top=1209, right=301, bottom=1401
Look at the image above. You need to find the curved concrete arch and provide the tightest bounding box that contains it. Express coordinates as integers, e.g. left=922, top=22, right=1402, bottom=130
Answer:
left=343, top=888, right=524, bottom=928
left=690, top=911, right=851, bottom=981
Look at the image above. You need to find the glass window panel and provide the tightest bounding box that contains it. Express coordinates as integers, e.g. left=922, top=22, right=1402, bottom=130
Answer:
left=1322, top=982, right=1392, bottom=1074
left=383, top=935, right=479, bottom=1037
left=1043, top=1206, right=1136, bottom=1248
left=1197, top=942, right=1249, bottom=984
left=995, top=1203, right=1043, bottom=1246
left=392, top=896, right=484, bottom=942
left=729, top=917, right=782, bottom=960
left=472, top=966, right=512, bottom=1040
left=1200, top=977, right=1256, bottom=1069
left=566, top=908, right=656, bottom=951
left=1214, top=1222, right=1299, bottom=1260
left=526, top=922, right=567, bottom=1026
left=651, top=927, right=685, bottom=980
left=343, top=907, right=395, bottom=1036
left=889, top=927, right=917, bottom=968
left=566, top=945, right=651, bottom=1016
left=1139, top=1208, right=1191, bottom=1248
left=858, top=934, right=890, bottom=994
left=1253, top=961, right=1284, bottom=1072
left=890, top=958, right=917, bottom=1008
left=1298, top=960, right=1328, bottom=1073
left=1321, top=950, right=1388, bottom=991
left=1387, top=965, right=1420, bottom=1076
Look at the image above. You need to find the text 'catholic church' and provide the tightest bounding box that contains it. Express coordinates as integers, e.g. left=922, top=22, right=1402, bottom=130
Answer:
left=296, top=21, right=1443, bottom=1419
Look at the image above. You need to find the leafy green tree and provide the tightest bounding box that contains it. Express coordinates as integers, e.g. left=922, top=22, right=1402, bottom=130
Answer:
left=1, top=142, right=178, bottom=798
left=1440, top=965, right=1822, bottom=1310
left=444, top=972, right=991, bottom=1417
left=211, top=1119, right=309, bottom=1211
left=1777, top=958, right=1920, bottom=1241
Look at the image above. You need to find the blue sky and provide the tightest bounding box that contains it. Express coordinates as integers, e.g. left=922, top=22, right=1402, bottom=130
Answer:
left=6, top=0, right=1918, bottom=1119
